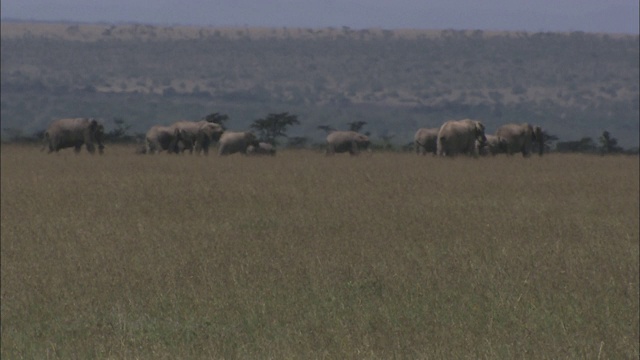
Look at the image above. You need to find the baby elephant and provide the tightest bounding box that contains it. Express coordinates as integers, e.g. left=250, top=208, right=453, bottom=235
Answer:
left=247, top=142, right=276, bottom=156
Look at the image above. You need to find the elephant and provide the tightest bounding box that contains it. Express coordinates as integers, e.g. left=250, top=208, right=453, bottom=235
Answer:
left=42, top=117, right=105, bottom=154
left=170, top=120, right=224, bottom=155
left=247, top=142, right=276, bottom=156
left=325, top=131, right=370, bottom=155
left=414, top=127, right=439, bottom=155
left=495, top=123, right=544, bottom=157
left=217, top=131, right=259, bottom=155
left=436, top=119, right=487, bottom=157
left=477, top=134, right=508, bottom=156
left=145, top=125, right=181, bottom=154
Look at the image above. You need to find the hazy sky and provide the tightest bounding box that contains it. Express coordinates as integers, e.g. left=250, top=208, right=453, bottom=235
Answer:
left=1, top=0, right=638, bottom=34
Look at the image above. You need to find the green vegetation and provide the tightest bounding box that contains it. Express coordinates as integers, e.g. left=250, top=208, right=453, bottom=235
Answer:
left=1, top=22, right=638, bottom=147
left=250, top=112, right=300, bottom=145
left=1, top=145, right=638, bottom=358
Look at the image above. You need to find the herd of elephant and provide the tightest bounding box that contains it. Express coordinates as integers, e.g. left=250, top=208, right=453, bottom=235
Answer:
left=41, top=117, right=543, bottom=157
left=414, top=119, right=544, bottom=157
left=142, top=120, right=275, bottom=156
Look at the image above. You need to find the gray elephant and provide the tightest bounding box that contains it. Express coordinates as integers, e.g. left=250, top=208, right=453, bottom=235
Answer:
left=325, top=131, right=370, bottom=155
left=217, top=131, right=259, bottom=155
left=171, top=120, right=224, bottom=155
left=436, top=119, right=486, bottom=157
left=495, top=123, right=543, bottom=157
left=477, top=134, right=508, bottom=156
left=145, top=125, right=181, bottom=154
left=414, top=127, right=439, bottom=155
left=42, top=117, right=105, bottom=154
left=247, top=142, right=276, bottom=156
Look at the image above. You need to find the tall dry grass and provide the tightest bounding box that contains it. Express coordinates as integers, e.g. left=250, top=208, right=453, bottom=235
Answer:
left=2, top=145, right=638, bottom=359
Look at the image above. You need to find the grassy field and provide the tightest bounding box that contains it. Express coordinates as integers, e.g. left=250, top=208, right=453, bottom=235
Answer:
left=1, top=144, right=638, bottom=359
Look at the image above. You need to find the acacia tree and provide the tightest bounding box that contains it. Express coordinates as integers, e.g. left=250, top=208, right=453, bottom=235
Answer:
left=379, top=134, right=395, bottom=150
left=203, top=112, right=229, bottom=129
left=599, top=130, right=623, bottom=154
left=317, top=125, right=336, bottom=134
left=250, top=112, right=300, bottom=145
left=347, top=121, right=367, bottom=132
left=533, top=130, right=558, bottom=153
left=106, top=117, right=133, bottom=143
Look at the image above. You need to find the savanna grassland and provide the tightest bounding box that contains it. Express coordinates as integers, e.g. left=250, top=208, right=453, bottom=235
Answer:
left=1, top=145, right=638, bottom=359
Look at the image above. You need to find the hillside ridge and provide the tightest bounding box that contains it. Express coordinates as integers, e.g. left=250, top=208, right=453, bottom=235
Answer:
left=1, top=21, right=638, bottom=147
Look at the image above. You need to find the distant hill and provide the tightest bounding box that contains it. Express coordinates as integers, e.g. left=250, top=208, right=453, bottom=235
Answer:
left=1, top=21, right=638, bottom=147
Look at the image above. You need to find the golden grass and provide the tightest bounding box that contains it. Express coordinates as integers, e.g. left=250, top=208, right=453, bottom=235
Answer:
left=2, top=145, right=638, bottom=358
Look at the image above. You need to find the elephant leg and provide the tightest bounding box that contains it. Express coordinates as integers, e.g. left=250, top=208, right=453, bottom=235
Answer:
left=437, top=138, right=446, bottom=156
left=471, top=144, right=479, bottom=157
left=349, top=141, right=359, bottom=155
left=49, top=141, right=58, bottom=153
left=74, top=144, right=82, bottom=153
